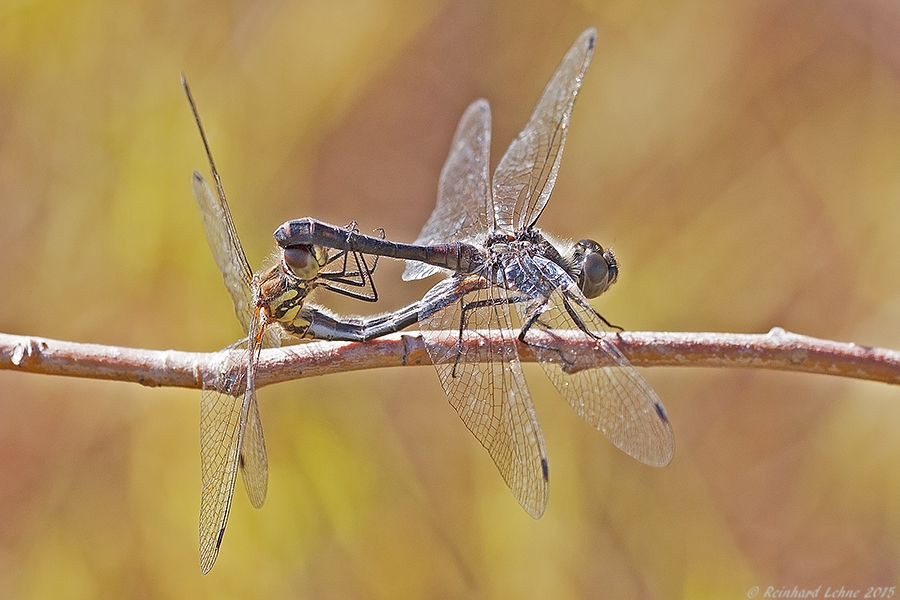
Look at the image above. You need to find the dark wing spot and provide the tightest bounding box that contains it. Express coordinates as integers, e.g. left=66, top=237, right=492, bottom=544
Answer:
left=654, top=402, right=669, bottom=423
left=541, top=458, right=549, bottom=482
left=216, top=527, right=226, bottom=548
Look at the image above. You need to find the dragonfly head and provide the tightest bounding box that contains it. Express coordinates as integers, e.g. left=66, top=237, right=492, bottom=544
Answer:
left=572, top=239, right=618, bottom=298
left=282, top=244, right=328, bottom=281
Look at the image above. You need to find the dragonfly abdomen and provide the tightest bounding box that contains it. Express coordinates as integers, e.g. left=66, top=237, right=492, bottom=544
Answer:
left=274, top=217, right=486, bottom=275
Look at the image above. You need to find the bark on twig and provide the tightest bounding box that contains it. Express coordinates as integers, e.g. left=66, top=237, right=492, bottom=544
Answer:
left=1, top=328, right=898, bottom=391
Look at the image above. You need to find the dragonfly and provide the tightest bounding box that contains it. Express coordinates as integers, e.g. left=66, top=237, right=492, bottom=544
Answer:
left=273, top=28, right=675, bottom=518
left=182, top=77, right=420, bottom=573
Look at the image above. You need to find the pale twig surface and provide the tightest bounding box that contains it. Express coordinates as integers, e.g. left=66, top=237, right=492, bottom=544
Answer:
left=1, top=328, right=898, bottom=391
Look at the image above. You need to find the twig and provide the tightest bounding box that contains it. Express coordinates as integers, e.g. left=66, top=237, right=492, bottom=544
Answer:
left=1, top=328, right=898, bottom=390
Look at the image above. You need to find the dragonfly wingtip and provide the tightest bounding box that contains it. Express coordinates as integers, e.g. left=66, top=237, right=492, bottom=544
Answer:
left=200, top=546, right=218, bottom=574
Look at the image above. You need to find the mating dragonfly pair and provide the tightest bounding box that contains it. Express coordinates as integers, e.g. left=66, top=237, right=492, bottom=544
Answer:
left=187, top=28, right=674, bottom=574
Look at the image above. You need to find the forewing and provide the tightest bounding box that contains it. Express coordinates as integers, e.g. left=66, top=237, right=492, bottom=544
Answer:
left=419, top=275, right=549, bottom=517
left=403, top=100, right=492, bottom=281
left=515, top=256, right=674, bottom=467
left=192, top=171, right=255, bottom=335
left=492, top=28, right=596, bottom=232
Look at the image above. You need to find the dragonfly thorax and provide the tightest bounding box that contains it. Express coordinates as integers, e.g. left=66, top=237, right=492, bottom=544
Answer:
left=254, top=262, right=315, bottom=325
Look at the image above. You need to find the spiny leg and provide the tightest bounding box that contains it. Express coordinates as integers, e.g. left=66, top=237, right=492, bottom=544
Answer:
left=448, top=292, right=532, bottom=378
left=317, top=224, right=384, bottom=301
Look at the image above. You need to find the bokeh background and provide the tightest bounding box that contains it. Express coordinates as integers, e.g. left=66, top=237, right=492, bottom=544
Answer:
left=1, top=0, right=899, bottom=597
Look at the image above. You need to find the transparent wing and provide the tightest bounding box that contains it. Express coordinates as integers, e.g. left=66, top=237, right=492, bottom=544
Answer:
left=236, top=309, right=270, bottom=509
left=515, top=255, right=674, bottom=467
left=199, top=309, right=270, bottom=574
left=492, top=28, right=596, bottom=232
left=239, top=390, right=268, bottom=507
left=403, top=100, right=492, bottom=281
left=199, top=342, right=246, bottom=574
left=192, top=171, right=255, bottom=335
left=188, top=87, right=273, bottom=572
left=419, top=275, right=549, bottom=518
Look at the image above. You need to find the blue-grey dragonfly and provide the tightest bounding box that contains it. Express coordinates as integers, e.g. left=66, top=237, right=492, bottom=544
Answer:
left=183, top=77, right=419, bottom=573
left=273, top=28, right=674, bottom=518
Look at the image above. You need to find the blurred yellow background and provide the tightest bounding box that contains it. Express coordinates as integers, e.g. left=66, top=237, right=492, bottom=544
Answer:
left=1, top=0, right=899, bottom=597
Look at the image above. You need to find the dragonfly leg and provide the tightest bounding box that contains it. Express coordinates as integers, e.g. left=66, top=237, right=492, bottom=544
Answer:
left=593, top=310, right=623, bottom=332
left=515, top=299, right=581, bottom=369
left=315, top=225, right=381, bottom=302
left=558, top=292, right=624, bottom=337
left=336, top=220, right=384, bottom=275
left=450, top=292, right=532, bottom=378
left=317, top=255, right=379, bottom=302
left=560, top=292, right=623, bottom=332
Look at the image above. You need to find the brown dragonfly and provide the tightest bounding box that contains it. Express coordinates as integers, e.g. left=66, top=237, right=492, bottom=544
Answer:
left=274, top=28, right=674, bottom=518
left=183, top=77, right=419, bottom=573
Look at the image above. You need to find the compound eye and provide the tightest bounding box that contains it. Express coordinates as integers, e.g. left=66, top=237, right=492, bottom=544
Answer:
left=282, top=245, right=321, bottom=280
left=576, top=240, right=618, bottom=298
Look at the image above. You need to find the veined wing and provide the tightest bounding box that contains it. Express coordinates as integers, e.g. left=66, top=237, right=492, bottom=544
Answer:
left=186, top=76, right=272, bottom=573
left=192, top=171, right=256, bottom=335
left=492, top=28, right=596, bottom=233
left=403, top=100, right=492, bottom=281
left=193, top=170, right=274, bottom=499
left=239, top=384, right=268, bottom=506
left=514, top=255, right=674, bottom=467
left=199, top=307, right=269, bottom=573
left=198, top=342, right=245, bottom=574
left=418, top=274, right=549, bottom=518
left=192, top=170, right=281, bottom=348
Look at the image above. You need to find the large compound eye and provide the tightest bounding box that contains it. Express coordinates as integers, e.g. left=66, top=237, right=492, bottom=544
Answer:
left=576, top=239, right=618, bottom=298
left=282, top=244, right=323, bottom=280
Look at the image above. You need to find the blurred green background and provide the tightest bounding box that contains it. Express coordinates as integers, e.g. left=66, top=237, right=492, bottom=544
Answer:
left=1, top=0, right=899, bottom=597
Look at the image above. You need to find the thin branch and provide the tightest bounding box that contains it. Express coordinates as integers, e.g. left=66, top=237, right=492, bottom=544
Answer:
left=1, top=328, right=898, bottom=391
